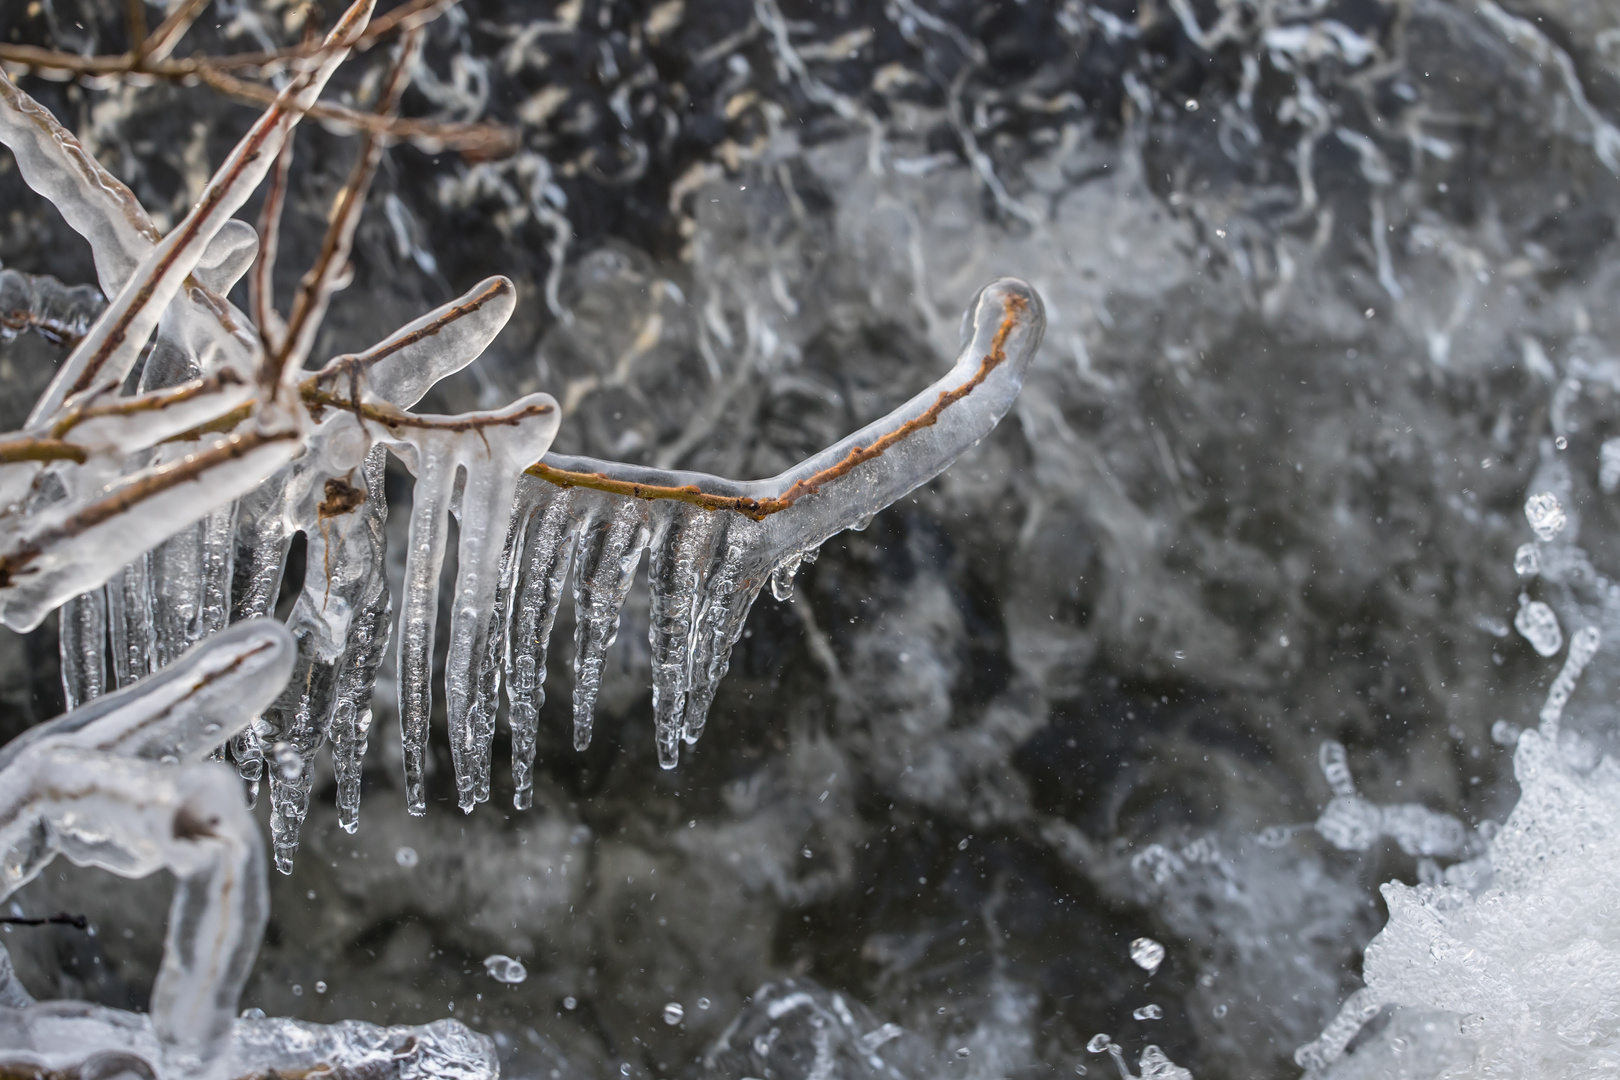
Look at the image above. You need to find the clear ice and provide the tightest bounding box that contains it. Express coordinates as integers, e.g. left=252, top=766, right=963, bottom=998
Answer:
left=0, top=622, right=494, bottom=1078
left=0, top=27, right=1045, bottom=874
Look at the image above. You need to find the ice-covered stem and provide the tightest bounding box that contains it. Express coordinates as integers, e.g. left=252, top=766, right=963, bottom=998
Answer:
left=0, top=268, right=105, bottom=348
left=526, top=285, right=1037, bottom=520
left=0, top=622, right=293, bottom=1064
left=502, top=279, right=1045, bottom=776
left=264, top=28, right=423, bottom=392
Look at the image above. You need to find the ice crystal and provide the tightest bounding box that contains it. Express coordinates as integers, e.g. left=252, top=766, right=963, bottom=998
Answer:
left=0, top=2, right=1044, bottom=876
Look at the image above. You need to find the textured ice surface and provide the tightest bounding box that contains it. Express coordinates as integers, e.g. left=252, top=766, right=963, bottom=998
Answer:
left=0, top=623, right=492, bottom=1077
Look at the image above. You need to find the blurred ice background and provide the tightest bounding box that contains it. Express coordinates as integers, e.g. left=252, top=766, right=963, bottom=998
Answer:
left=3, top=0, right=1620, bottom=1074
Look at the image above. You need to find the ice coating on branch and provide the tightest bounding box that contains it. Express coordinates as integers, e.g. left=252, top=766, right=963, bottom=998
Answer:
left=0, top=625, right=495, bottom=1079
left=0, top=40, right=1043, bottom=868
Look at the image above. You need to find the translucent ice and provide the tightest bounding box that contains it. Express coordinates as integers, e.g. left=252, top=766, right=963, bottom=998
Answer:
left=1130, top=937, right=1166, bottom=974
left=1523, top=491, right=1566, bottom=541
left=1514, top=595, right=1563, bottom=656
left=482, top=954, right=528, bottom=984
left=1512, top=542, right=1539, bottom=577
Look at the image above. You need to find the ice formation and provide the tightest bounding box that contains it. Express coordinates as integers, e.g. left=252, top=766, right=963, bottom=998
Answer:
left=0, top=622, right=494, bottom=1078
left=0, top=3, right=1045, bottom=874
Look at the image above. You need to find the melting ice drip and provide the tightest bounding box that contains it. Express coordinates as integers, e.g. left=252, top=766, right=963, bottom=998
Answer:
left=0, top=16, right=1046, bottom=874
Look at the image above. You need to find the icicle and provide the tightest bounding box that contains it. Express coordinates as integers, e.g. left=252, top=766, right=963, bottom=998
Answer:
left=503, top=486, right=578, bottom=808
left=647, top=506, right=720, bottom=768
left=263, top=642, right=336, bottom=874
left=397, top=451, right=457, bottom=816
left=444, top=461, right=523, bottom=813
left=570, top=500, right=652, bottom=751
left=682, top=522, right=768, bottom=748
left=329, top=449, right=392, bottom=833
left=106, top=555, right=155, bottom=687
left=58, top=589, right=106, bottom=709
left=149, top=522, right=205, bottom=670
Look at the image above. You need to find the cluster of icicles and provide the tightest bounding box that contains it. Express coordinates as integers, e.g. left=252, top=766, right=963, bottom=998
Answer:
left=0, top=17, right=1045, bottom=875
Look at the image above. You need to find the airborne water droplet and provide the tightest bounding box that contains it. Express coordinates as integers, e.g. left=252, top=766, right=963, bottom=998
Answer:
left=1087, top=1034, right=1112, bottom=1053
left=1515, top=595, right=1564, bottom=657
left=663, top=1001, right=684, bottom=1025
left=395, top=846, right=419, bottom=868
left=1514, top=543, right=1540, bottom=577
left=1524, top=492, right=1567, bottom=541
left=1130, top=937, right=1165, bottom=974
left=697, top=996, right=711, bottom=1010
left=483, top=954, right=528, bottom=984
left=1133, top=1004, right=1163, bottom=1020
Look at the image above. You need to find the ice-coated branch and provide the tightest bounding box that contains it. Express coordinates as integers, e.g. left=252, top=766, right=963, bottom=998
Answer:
left=0, top=19, right=1046, bottom=873
left=0, top=623, right=496, bottom=1078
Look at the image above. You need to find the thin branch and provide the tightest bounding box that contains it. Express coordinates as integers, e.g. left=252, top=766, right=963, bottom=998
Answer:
left=526, top=295, right=1030, bottom=520
left=0, top=428, right=298, bottom=588
left=0, top=45, right=516, bottom=157
left=49, top=370, right=245, bottom=439
left=252, top=134, right=295, bottom=358
left=266, top=27, right=422, bottom=389
left=0, top=437, right=87, bottom=465
left=142, top=0, right=213, bottom=62
left=307, top=276, right=514, bottom=390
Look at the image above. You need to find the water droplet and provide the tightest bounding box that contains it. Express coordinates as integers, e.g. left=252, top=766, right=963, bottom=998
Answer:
left=1491, top=720, right=1522, bottom=746
left=1173, top=650, right=1185, bottom=660
left=1133, top=1004, right=1163, bottom=1020
left=1130, top=937, right=1165, bottom=974
left=1515, top=595, right=1563, bottom=656
left=1184, top=99, right=1199, bottom=111
left=1555, top=435, right=1569, bottom=450
left=1364, top=307, right=1376, bottom=318
left=958, top=838, right=969, bottom=850
left=395, top=846, right=419, bottom=868
left=483, top=955, right=528, bottom=984
left=314, top=981, right=327, bottom=994
left=241, top=1007, right=266, bottom=1019
left=1075, top=1066, right=1088, bottom=1076
left=1278, top=634, right=1290, bottom=648
left=802, top=847, right=813, bottom=859
left=563, top=996, right=578, bottom=1010
left=1087, top=1034, right=1112, bottom=1053
left=955, top=1047, right=971, bottom=1058
left=291, top=984, right=303, bottom=996
left=1213, top=1004, right=1228, bottom=1018
left=663, top=1001, right=684, bottom=1025
left=1525, top=492, right=1567, bottom=541
left=1514, top=543, right=1540, bottom=576
left=697, top=997, right=711, bottom=1010
left=620, top=1065, right=631, bottom=1077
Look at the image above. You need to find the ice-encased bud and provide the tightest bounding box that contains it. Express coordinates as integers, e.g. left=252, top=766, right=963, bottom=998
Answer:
left=1514, top=542, right=1540, bottom=576
left=1129, top=937, right=1165, bottom=974
left=1524, top=492, right=1566, bottom=541
left=1515, top=595, right=1563, bottom=656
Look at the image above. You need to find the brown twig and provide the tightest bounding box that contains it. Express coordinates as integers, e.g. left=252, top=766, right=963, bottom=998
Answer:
left=307, top=277, right=515, bottom=391
left=0, top=44, right=517, bottom=157
left=0, top=437, right=88, bottom=465
left=49, top=370, right=245, bottom=439
left=142, top=0, right=213, bottom=62
left=0, top=428, right=298, bottom=588
left=526, top=294, right=1030, bottom=520
left=265, top=27, right=422, bottom=389
left=251, top=134, right=296, bottom=358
